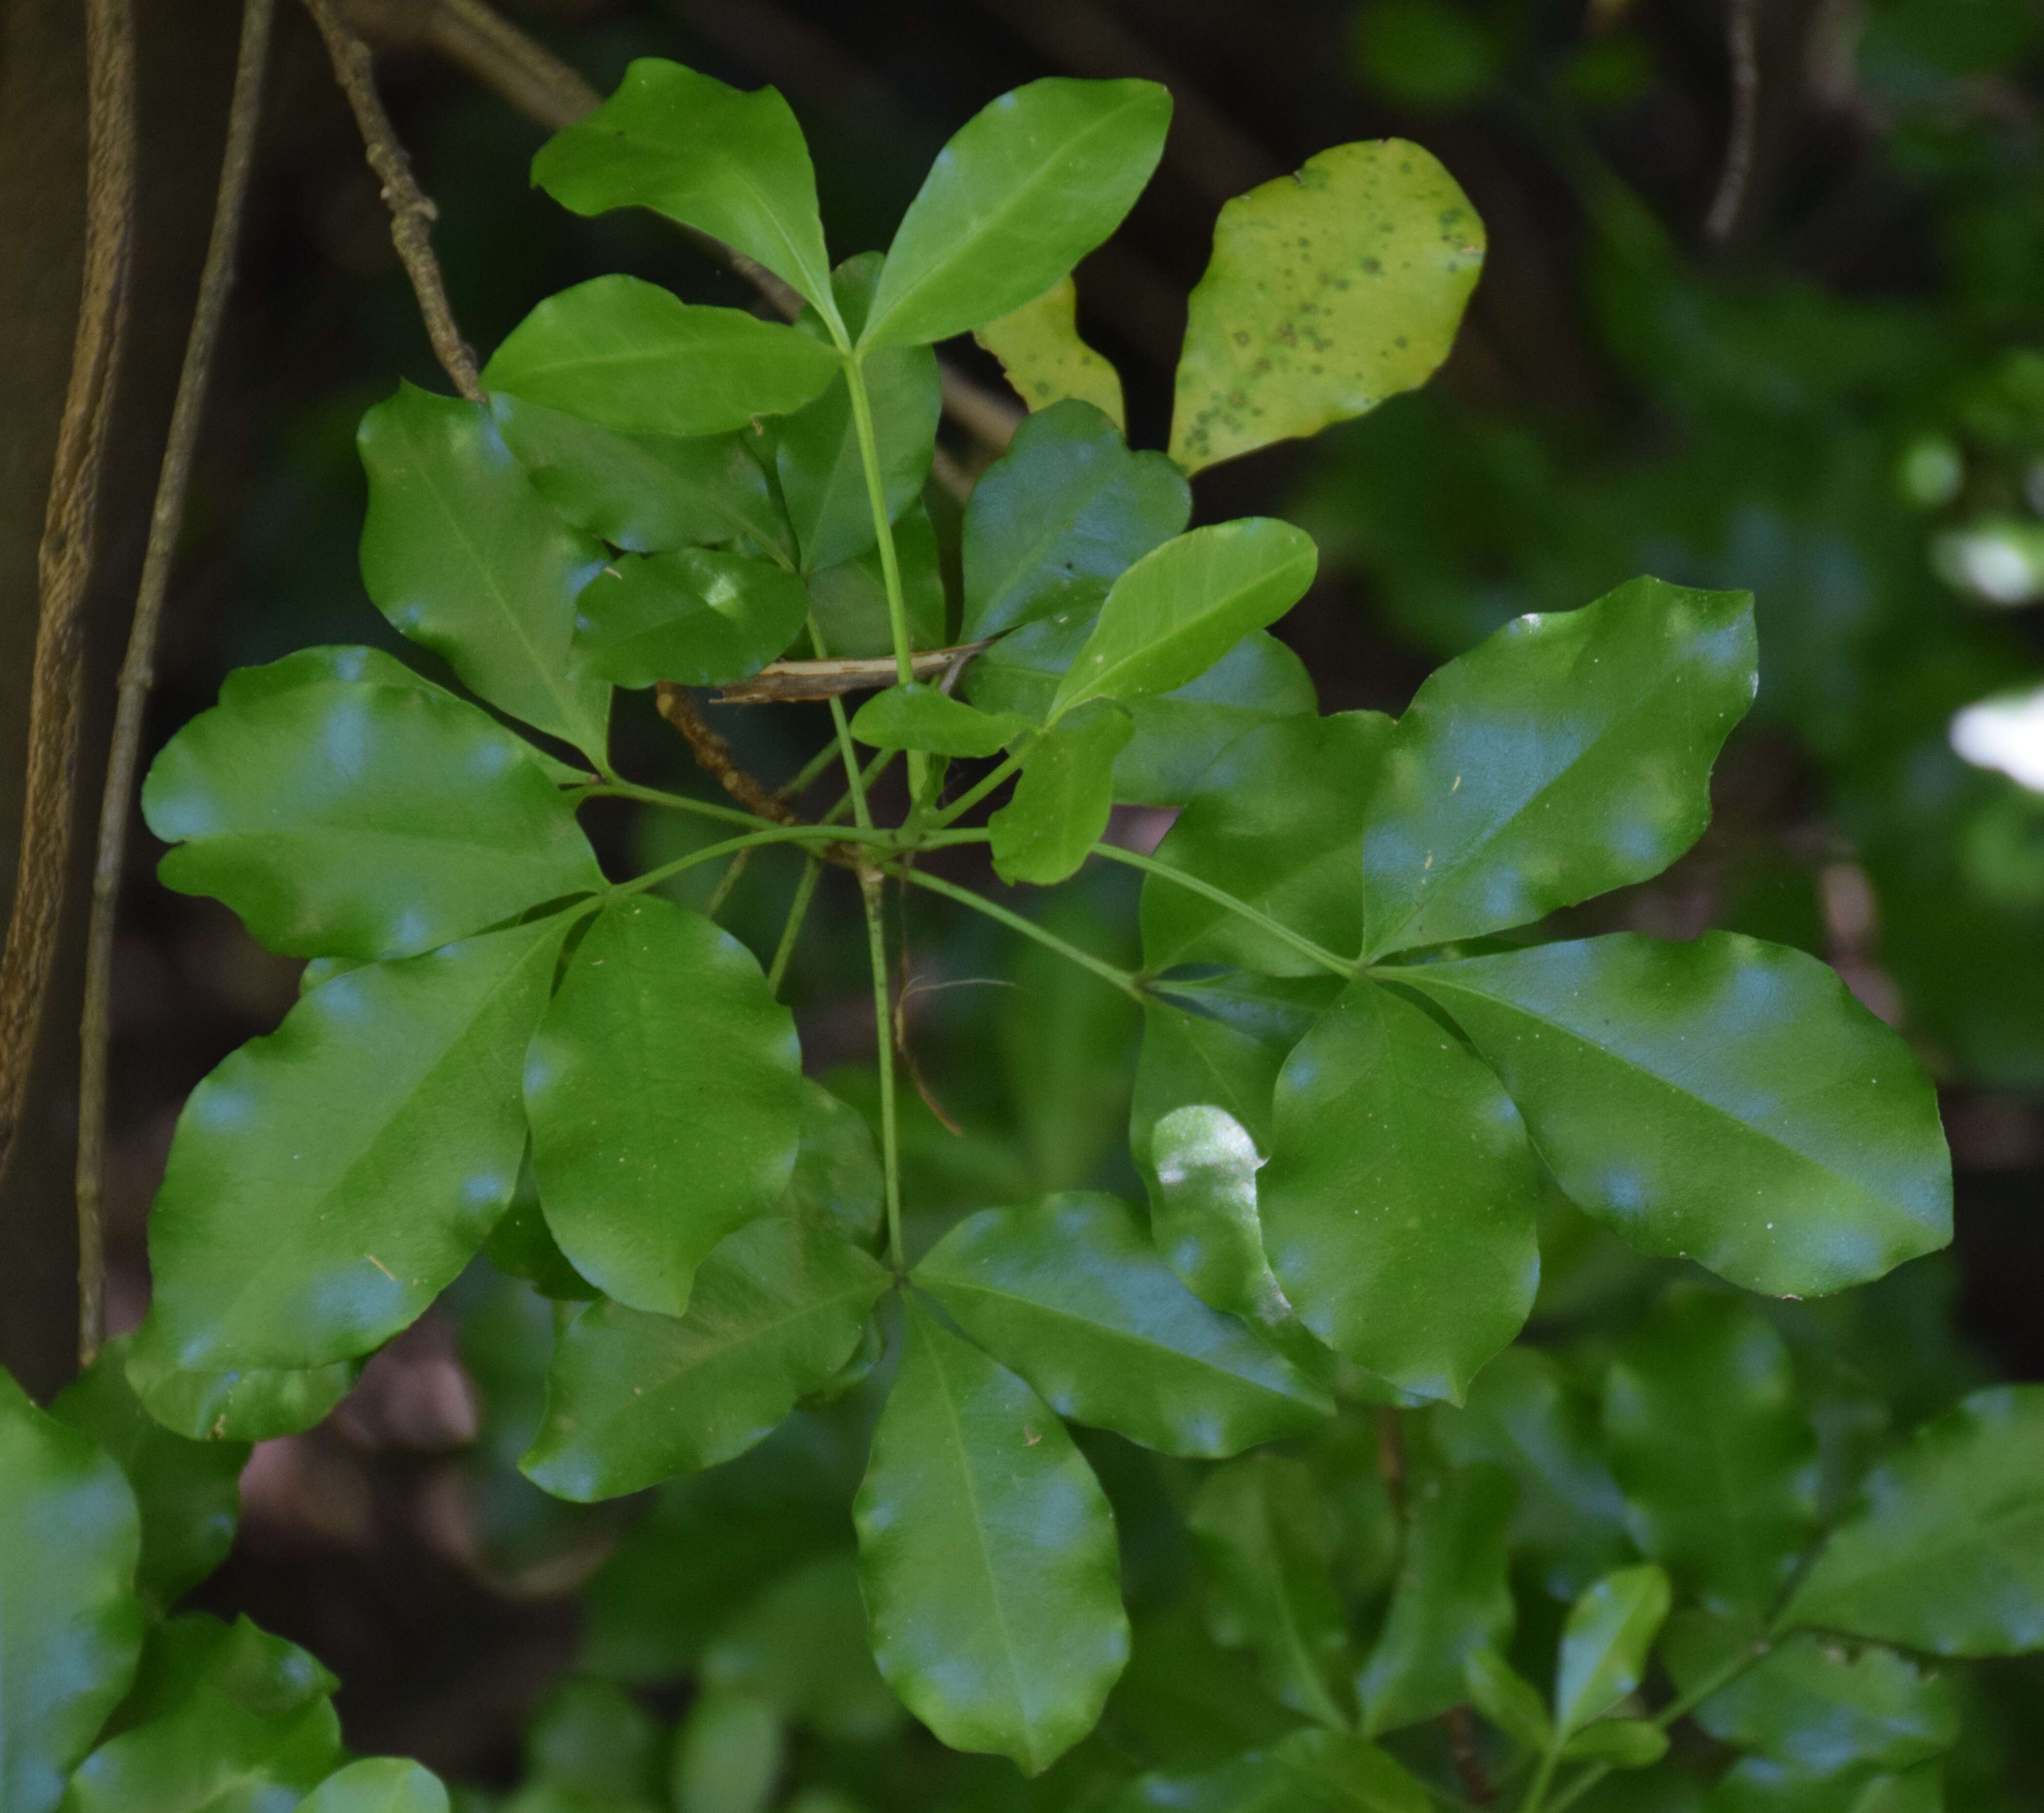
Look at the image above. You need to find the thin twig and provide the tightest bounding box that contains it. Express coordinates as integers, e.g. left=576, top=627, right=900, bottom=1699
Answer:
left=1705, top=0, right=1761, bottom=243
left=653, top=685, right=804, bottom=824
left=76, top=0, right=275, bottom=1365
left=716, top=642, right=992, bottom=704
left=0, top=0, right=135, bottom=1215
left=1445, top=1704, right=1496, bottom=1806
left=301, top=0, right=481, bottom=399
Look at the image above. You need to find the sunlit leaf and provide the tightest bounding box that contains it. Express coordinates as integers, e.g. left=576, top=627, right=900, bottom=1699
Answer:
left=988, top=699, right=1132, bottom=884
left=974, top=278, right=1126, bottom=427
left=574, top=548, right=810, bottom=688
left=849, top=682, right=1028, bottom=757
left=1171, top=140, right=1483, bottom=475
left=1553, top=1564, right=1672, bottom=1736
left=861, top=78, right=1171, bottom=350
left=300, top=1758, right=450, bottom=1813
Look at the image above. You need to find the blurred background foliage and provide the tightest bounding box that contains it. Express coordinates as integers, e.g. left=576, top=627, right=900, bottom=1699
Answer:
left=5, top=0, right=2043, bottom=1795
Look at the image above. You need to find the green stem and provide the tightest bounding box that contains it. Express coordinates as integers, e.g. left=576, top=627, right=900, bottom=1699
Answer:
left=768, top=855, right=823, bottom=996
left=901, top=868, right=1144, bottom=1002
left=703, top=846, right=752, bottom=917
left=1540, top=1639, right=1771, bottom=1813
left=841, top=351, right=929, bottom=802
left=928, top=748, right=1026, bottom=829
left=619, top=823, right=882, bottom=898
left=860, top=869, right=906, bottom=1270
left=579, top=778, right=781, bottom=832
left=1088, top=844, right=1360, bottom=980
left=782, top=737, right=848, bottom=802
left=1517, top=1749, right=1563, bottom=1813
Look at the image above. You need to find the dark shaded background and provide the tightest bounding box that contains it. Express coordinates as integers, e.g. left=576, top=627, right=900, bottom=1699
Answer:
left=3, top=0, right=2041, bottom=1784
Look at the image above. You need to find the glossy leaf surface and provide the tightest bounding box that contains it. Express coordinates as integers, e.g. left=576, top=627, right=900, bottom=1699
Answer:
left=1664, top=1616, right=1959, bottom=1775
left=483, top=277, right=838, bottom=436
left=1604, top=1287, right=1817, bottom=1619
left=523, top=1219, right=889, bottom=1500
left=988, top=699, right=1131, bottom=884
left=1142, top=711, right=1389, bottom=974
left=804, top=500, right=947, bottom=655
left=526, top=897, right=802, bottom=1318
left=52, top=1336, right=246, bottom=1611
left=1706, top=1757, right=1944, bottom=1813
left=1261, top=980, right=1543, bottom=1402
left=774, top=1080, right=885, bottom=1245
left=0, top=1369, right=142, bottom=1813
left=913, top=1192, right=1330, bottom=1457
left=145, top=675, right=601, bottom=960
left=1171, top=141, right=1484, bottom=474
left=532, top=58, right=837, bottom=320
left=1145, top=1103, right=1283, bottom=1324
left=1111, top=631, right=1318, bottom=806
left=1356, top=1463, right=1516, bottom=1736
left=1051, top=519, right=1317, bottom=718
left=491, top=395, right=789, bottom=558
left=1405, top=934, right=1952, bottom=1296
left=358, top=384, right=609, bottom=754
left=861, top=77, right=1171, bottom=349
left=849, top=682, right=1027, bottom=757
left=123, top=1350, right=359, bottom=1446
left=299, top=1759, right=450, bottom=1813
left=774, top=256, right=939, bottom=573
left=854, top=1297, right=1127, bottom=1774
left=1781, top=1385, right=2044, bottom=1655
left=575, top=548, right=809, bottom=688
left=1554, top=1564, right=1672, bottom=1735
left=1188, top=1455, right=1354, bottom=1730
left=136, top=916, right=569, bottom=1372
left=959, top=400, right=1187, bottom=640
left=974, top=278, right=1125, bottom=427
left=1361, top=578, right=1756, bottom=960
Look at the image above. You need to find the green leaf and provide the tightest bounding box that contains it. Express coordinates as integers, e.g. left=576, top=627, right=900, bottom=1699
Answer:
left=522, top=1219, right=890, bottom=1500
left=1261, top=980, right=1542, bottom=1402
left=1356, top=1462, right=1516, bottom=1736
left=1780, top=1384, right=2044, bottom=1655
left=531, top=58, right=837, bottom=324
left=849, top=682, right=1027, bottom=756
left=1142, top=711, right=1389, bottom=974
left=52, top=1336, right=246, bottom=1611
left=913, top=1191, right=1330, bottom=1457
left=670, top=1690, right=783, bottom=1813
left=123, top=1349, right=359, bottom=1445
left=216, top=647, right=591, bottom=785
left=974, top=278, right=1126, bottom=428
left=988, top=699, right=1132, bottom=884
left=0, top=1369, right=142, bottom=1813
left=491, top=395, right=791, bottom=559
left=773, top=256, right=939, bottom=573
left=854, top=1296, right=1127, bottom=1775
left=1170, top=141, right=1484, bottom=474
left=1402, top=934, right=1953, bottom=1296
left=1603, top=1287, right=1817, bottom=1619
left=1271, top=1729, right=1436, bottom=1811
left=1360, top=578, right=1756, bottom=960
left=300, top=1759, right=450, bottom=1813
left=525, top=897, right=803, bottom=1319
left=860, top=77, right=1172, bottom=350
left=774, top=1079, right=885, bottom=1246
left=525, top=1678, right=663, bottom=1801
left=1051, top=519, right=1318, bottom=719
left=1559, top=1718, right=1668, bottom=1767
left=700, top=1552, right=902, bottom=1741
left=359, top=383, right=610, bottom=755
left=1463, top=1648, right=1554, bottom=1752
left=1663, top=1616, right=1959, bottom=1775
left=959, top=399, right=1188, bottom=640
left=1430, top=1345, right=1631, bottom=1602
left=1706, top=1757, right=1945, bottom=1813
left=1144, top=1102, right=1286, bottom=1324
left=1554, top=1564, right=1673, bottom=1735
left=486, top=1155, right=600, bottom=1301
left=574, top=549, right=810, bottom=688
left=1187, top=1454, right=1354, bottom=1730
left=484, top=277, right=839, bottom=437
left=136, top=917, right=570, bottom=1376
left=63, top=1614, right=342, bottom=1813
left=805, top=500, right=948, bottom=655
left=1111, top=631, right=1318, bottom=807
left=144, top=674, right=602, bottom=960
